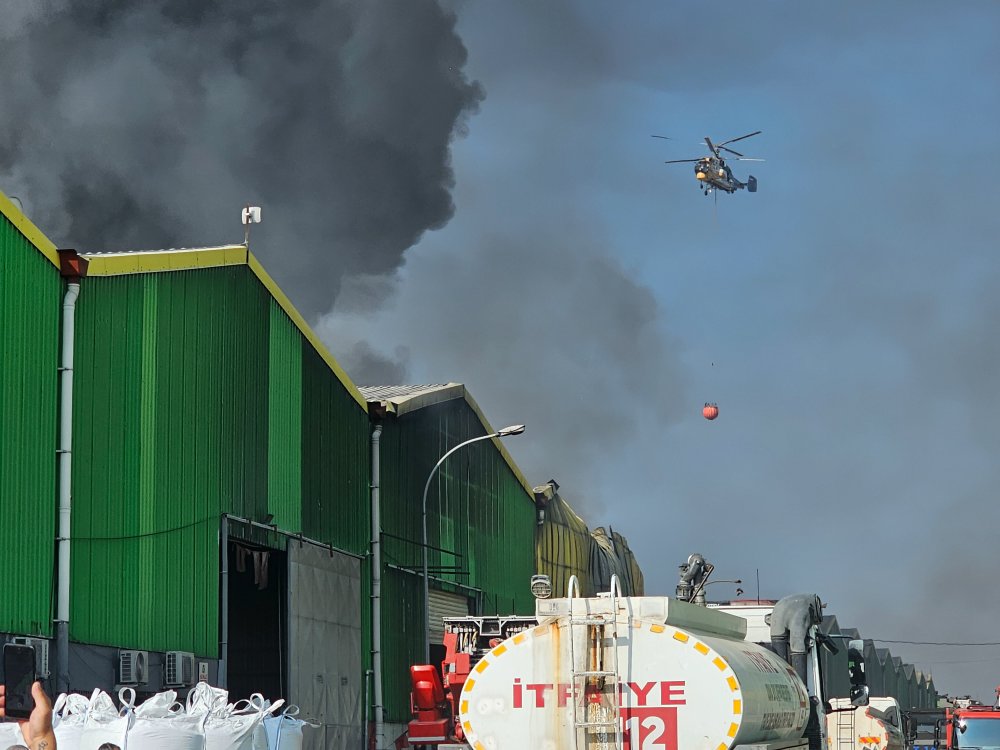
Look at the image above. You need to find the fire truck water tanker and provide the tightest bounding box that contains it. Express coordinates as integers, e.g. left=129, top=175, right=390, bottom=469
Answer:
left=455, top=592, right=811, bottom=750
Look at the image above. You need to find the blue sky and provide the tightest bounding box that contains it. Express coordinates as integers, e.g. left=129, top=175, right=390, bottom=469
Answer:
left=321, top=1, right=1000, bottom=700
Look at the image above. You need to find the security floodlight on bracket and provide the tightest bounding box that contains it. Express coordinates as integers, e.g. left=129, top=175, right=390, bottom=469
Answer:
left=242, top=205, right=261, bottom=246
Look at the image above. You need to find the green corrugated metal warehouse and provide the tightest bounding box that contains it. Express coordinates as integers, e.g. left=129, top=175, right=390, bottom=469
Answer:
left=818, top=620, right=938, bottom=709
left=71, top=247, right=372, bottom=658
left=0, top=192, right=576, bottom=747
left=0, top=193, right=61, bottom=638
left=358, top=384, right=539, bottom=725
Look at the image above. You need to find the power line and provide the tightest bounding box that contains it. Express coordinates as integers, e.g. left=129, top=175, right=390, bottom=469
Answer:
left=921, top=657, right=1000, bottom=665
left=829, top=634, right=1000, bottom=647
left=873, top=639, right=1000, bottom=647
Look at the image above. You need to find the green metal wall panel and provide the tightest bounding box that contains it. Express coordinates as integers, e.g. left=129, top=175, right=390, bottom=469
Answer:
left=72, top=268, right=265, bottom=654
left=380, top=564, right=423, bottom=716
left=267, top=302, right=302, bottom=532
left=0, top=213, right=60, bottom=637
left=300, top=346, right=371, bottom=555
left=377, top=399, right=536, bottom=720
left=70, top=264, right=370, bottom=657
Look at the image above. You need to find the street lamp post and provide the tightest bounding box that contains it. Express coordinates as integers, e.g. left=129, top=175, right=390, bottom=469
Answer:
left=422, top=424, right=525, bottom=663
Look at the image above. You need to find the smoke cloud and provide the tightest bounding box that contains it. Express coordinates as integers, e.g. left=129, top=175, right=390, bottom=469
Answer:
left=325, top=0, right=1000, bottom=702
left=0, top=0, right=482, bottom=315
left=322, top=225, right=688, bottom=513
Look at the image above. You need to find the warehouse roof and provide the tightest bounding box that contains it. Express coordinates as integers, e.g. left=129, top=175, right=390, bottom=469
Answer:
left=360, top=382, right=533, bottom=497
left=79, top=244, right=368, bottom=409
left=358, top=384, right=454, bottom=405
left=1, top=189, right=532, bottom=498
left=0, top=192, right=359, bottom=413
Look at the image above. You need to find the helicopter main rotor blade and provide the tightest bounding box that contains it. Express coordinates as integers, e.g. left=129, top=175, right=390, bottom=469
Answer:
left=651, top=134, right=672, bottom=140
left=718, top=145, right=745, bottom=157
left=704, top=136, right=720, bottom=157
left=734, top=157, right=765, bottom=162
left=717, top=130, right=762, bottom=147
left=664, top=159, right=703, bottom=164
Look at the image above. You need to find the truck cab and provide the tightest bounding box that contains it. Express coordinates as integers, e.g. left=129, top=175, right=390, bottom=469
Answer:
left=827, top=697, right=905, bottom=750
left=947, top=700, right=1000, bottom=750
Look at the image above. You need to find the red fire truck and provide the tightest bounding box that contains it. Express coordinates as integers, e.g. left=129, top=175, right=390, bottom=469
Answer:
left=945, top=690, right=1000, bottom=750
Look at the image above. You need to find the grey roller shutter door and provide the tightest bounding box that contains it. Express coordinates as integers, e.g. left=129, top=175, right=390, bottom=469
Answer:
left=427, top=589, right=470, bottom=644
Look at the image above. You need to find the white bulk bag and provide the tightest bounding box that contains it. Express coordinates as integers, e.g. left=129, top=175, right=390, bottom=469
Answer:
left=262, top=706, right=307, bottom=750
left=132, top=689, right=179, bottom=718
left=79, top=689, right=131, bottom=750
left=0, top=721, right=26, bottom=747
left=125, top=688, right=206, bottom=750
left=251, top=724, right=269, bottom=750
left=205, top=694, right=283, bottom=750
left=186, top=682, right=230, bottom=719
left=247, top=697, right=282, bottom=750
left=52, top=692, right=91, bottom=750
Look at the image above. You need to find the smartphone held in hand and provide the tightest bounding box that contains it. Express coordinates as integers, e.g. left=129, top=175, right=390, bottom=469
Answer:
left=2, top=643, right=36, bottom=720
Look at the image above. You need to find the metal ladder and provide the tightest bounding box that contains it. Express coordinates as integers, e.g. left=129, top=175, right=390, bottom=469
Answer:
left=836, top=704, right=856, bottom=750
left=566, top=574, right=624, bottom=750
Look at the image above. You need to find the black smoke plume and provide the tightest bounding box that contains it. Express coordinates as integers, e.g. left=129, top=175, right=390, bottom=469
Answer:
left=0, top=0, right=482, bottom=316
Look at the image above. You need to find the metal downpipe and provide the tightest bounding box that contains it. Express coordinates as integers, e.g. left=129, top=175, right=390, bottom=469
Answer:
left=219, top=514, right=230, bottom=688
left=371, top=424, right=385, bottom=750
left=56, top=281, right=80, bottom=693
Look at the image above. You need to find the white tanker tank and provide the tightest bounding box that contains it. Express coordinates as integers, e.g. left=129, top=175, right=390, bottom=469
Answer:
left=458, top=585, right=812, bottom=750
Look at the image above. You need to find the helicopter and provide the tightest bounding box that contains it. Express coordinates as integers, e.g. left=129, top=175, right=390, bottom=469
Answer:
left=654, top=131, right=763, bottom=196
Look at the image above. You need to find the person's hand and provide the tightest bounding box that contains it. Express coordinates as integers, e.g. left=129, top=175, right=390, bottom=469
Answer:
left=0, top=682, right=56, bottom=750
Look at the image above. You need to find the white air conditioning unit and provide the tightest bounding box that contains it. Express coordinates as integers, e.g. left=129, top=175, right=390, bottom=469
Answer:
left=165, top=651, right=195, bottom=687
left=118, top=650, right=149, bottom=686
left=12, top=637, right=50, bottom=679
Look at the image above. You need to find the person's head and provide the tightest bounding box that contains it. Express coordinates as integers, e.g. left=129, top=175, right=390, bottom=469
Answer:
left=98, top=745, right=122, bottom=750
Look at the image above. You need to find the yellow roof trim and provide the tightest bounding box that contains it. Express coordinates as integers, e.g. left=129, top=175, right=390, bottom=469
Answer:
left=461, top=388, right=534, bottom=497
left=0, top=188, right=60, bottom=267
left=247, top=253, right=368, bottom=410
left=82, top=245, right=368, bottom=411
left=83, top=245, right=249, bottom=276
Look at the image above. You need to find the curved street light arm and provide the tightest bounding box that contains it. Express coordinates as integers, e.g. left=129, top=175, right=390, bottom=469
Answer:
left=421, top=426, right=523, bottom=663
